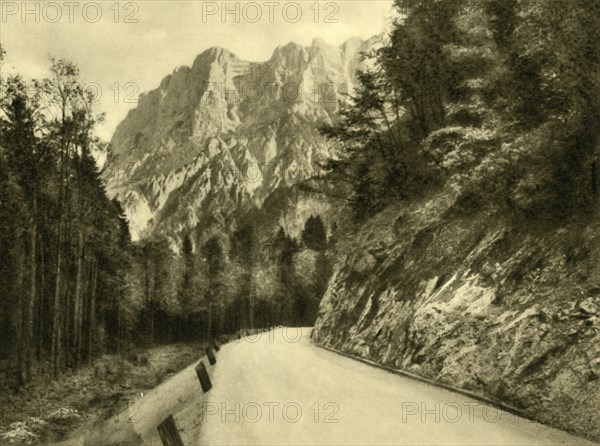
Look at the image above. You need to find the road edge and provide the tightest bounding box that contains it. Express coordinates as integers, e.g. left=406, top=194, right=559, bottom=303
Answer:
left=310, top=334, right=597, bottom=445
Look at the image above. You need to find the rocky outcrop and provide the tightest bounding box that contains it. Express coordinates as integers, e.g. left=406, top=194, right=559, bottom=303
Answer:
left=313, top=189, right=600, bottom=442
left=105, top=37, right=376, bottom=242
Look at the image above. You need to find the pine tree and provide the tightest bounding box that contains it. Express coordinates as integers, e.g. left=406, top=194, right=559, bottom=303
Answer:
left=179, top=234, right=195, bottom=338
left=232, top=223, right=259, bottom=328
left=301, top=216, right=328, bottom=252
left=203, top=236, right=225, bottom=337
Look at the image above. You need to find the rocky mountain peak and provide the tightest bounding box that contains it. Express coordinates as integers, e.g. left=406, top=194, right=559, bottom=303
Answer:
left=192, top=46, right=241, bottom=69
left=105, top=37, right=374, bottom=243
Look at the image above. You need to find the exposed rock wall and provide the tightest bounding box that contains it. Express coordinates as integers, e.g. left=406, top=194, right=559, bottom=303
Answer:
left=313, top=190, right=600, bottom=441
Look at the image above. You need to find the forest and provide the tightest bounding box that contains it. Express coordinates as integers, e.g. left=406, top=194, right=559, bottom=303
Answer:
left=322, top=0, right=600, bottom=225
left=0, top=53, right=134, bottom=385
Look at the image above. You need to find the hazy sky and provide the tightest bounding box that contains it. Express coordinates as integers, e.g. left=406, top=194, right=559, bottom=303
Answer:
left=1, top=0, right=394, bottom=140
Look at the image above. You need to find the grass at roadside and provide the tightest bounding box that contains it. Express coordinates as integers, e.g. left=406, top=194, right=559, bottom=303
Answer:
left=0, top=342, right=206, bottom=445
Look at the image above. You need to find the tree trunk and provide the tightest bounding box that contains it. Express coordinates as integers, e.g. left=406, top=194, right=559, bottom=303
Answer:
left=248, top=267, right=255, bottom=330
left=150, top=307, right=154, bottom=345
left=64, top=273, right=72, bottom=368
left=144, top=257, right=151, bottom=344
left=51, top=139, right=67, bottom=378
left=63, top=161, right=75, bottom=368
left=24, top=194, right=37, bottom=382
left=208, top=303, right=213, bottom=340
left=74, top=227, right=85, bottom=365
left=592, top=160, right=598, bottom=197
left=88, top=260, right=97, bottom=364
left=37, top=232, right=44, bottom=362
left=16, top=231, right=26, bottom=385
left=117, top=302, right=122, bottom=354
left=50, top=216, right=63, bottom=378
left=51, top=99, right=71, bottom=378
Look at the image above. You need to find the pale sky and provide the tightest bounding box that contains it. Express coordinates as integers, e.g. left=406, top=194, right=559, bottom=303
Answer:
left=1, top=0, right=394, bottom=140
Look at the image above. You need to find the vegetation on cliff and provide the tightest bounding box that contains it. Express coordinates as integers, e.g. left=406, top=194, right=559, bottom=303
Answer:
left=321, top=0, right=600, bottom=223
left=314, top=0, right=600, bottom=441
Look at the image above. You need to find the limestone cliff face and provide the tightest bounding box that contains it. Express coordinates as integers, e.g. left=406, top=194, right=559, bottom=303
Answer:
left=313, top=188, right=600, bottom=441
left=105, top=37, right=375, bottom=241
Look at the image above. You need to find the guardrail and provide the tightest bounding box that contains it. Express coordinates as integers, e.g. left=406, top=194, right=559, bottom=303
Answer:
left=156, top=326, right=272, bottom=446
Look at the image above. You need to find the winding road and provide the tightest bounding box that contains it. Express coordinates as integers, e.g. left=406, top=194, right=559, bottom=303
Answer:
left=81, top=327, right=593, bottom=445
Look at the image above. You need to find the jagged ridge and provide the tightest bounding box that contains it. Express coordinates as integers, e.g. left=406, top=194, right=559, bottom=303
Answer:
left=105, top=36, right=377, bottom=242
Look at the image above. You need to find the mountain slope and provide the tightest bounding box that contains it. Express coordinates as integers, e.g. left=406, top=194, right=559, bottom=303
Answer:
left=105, top=37, right=375, bottom=242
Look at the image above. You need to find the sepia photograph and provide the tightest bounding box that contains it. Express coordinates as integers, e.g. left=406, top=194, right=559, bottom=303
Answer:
left=0, top=0, right=599, bottom=444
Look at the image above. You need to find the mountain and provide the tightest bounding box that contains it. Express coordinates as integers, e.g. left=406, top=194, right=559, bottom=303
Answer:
left=104, top=36, right=376, bottom=242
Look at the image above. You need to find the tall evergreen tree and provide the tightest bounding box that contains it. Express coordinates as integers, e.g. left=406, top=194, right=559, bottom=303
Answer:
left=301, top=215, right=328, bottom=252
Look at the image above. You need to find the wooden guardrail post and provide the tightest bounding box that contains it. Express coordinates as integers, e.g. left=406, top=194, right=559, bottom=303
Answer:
left=213, top=338, right=220, bottom=352
left=195, top=361, right=212, bottom=393
left=157, top=414, right=185, bottom=446
left=206, top=346, right=217, bottom=365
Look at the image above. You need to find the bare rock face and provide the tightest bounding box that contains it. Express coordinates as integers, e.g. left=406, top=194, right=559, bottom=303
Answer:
left=313, top=188, right=600, bottom=442
left=104, top=37, right=376, bottom=242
